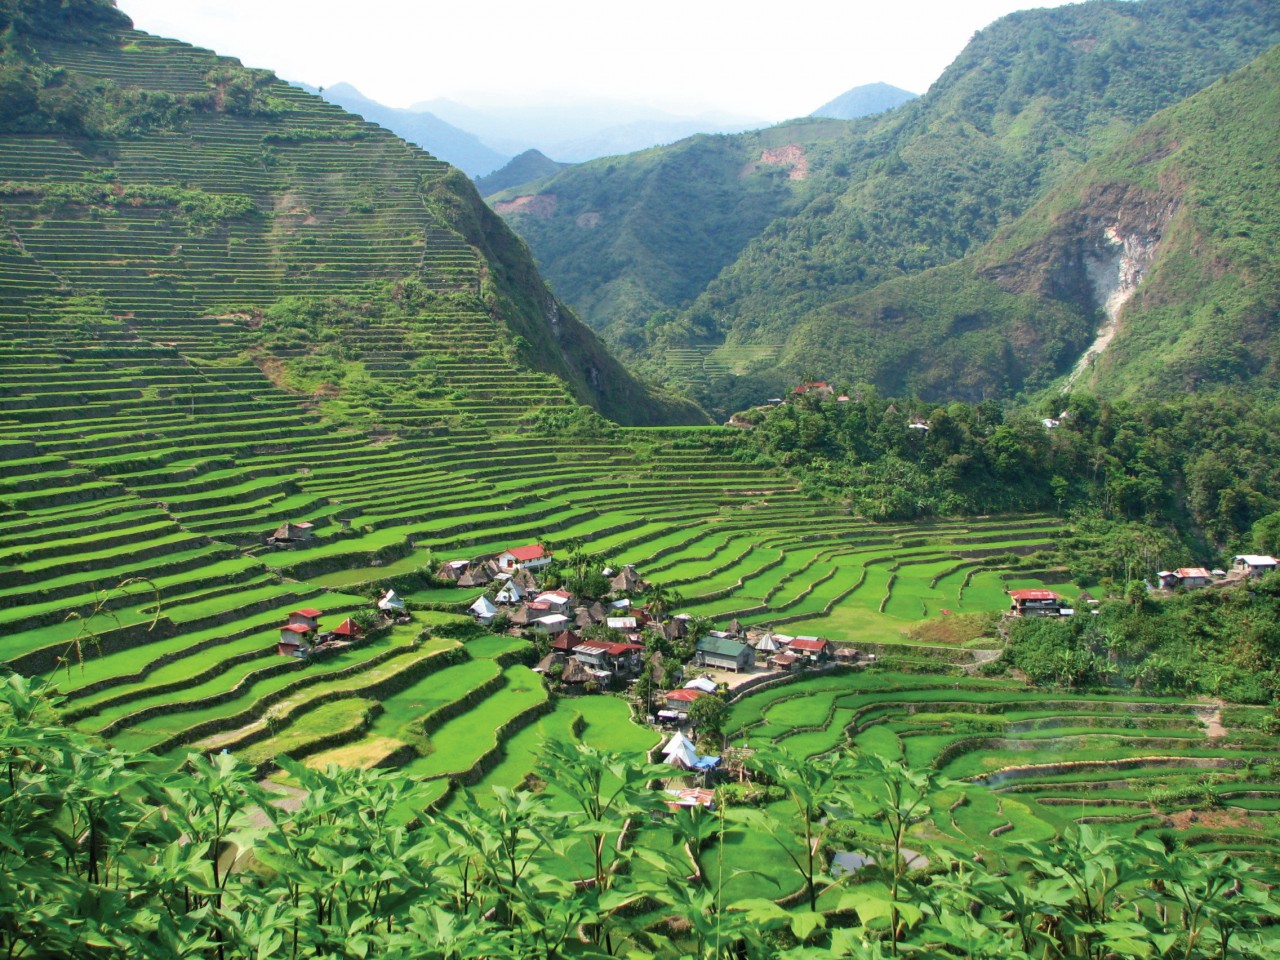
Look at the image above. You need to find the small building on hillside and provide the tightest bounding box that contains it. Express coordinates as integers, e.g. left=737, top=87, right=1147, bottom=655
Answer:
left=457, top=560, right=497, bottom=588
left=267, top=521, right=314, bottom=548
left=329, top=617, right=362, bottom=640
left=532, top=613, right=571, bottom=633
left=278, top=622, right=315, bottom=657
left=694, top=635, right=755, bottom=673
left=436, top=559, right=470, bottom=582
left=377, top=589, right=406, bottom=613
left=470, top=595, right=499, bottom=624
left=788, top=637, right=833, bottom=663
left=664, top=688, right=707, bottom=710
left=769, top=651, right=799, bottom=672
left=1233, top=555, right=1278, bottom=578
left=550, top=630, right=584, bottom=653
left=684, top=675, right=719, bottom=694
left=534, top=589, right=574, bottom=613
left=497, top=543, right=552, bottom=572
left=1158, top=567, right=1214, bottom=590
left=610, top=564, right=645, bottom=595
left=573, top=641, right=643, bottom=677
left=288, top=608, right=322, bottom=631
left=494, top=579, right=525, bottom=604
left=793, top=381, right=832, bottom=398
left=1008, top=589, right=1073, bottom=617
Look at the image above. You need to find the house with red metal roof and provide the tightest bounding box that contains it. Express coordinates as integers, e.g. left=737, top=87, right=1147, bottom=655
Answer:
left=329, top=618, right=362, bottom=638
left=663, top=688, right=707, bottom=709
left=1157, top=567, right=1214, bottom=590
left=288, top=608, right=322, bottom=630
left=787, top=637, right=833, bottom=662
left=1008, top=589, right=1072, bottom=617
left=278, top=622, right=312, bottom=657
left=497, top=543, right=552, bottom=571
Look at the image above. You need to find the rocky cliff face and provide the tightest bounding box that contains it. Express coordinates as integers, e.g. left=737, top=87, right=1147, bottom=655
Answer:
left=979, top=181, right=1181, bottom=385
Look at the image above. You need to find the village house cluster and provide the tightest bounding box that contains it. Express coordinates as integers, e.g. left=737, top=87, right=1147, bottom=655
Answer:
left=1157, top=554, right=1278, bottom=591
left=432, top=543, right=868, bottom=719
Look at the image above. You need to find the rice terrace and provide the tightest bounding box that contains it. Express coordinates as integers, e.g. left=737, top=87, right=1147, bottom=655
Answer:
left=2, top=0, right=1280, bottom=956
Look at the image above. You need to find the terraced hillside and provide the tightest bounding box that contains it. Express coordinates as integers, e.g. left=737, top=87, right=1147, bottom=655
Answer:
left=0, top=12, right=700, bottom=426
left=0, top=8, right=1083, bottom=796
left=0, top=304, right=1070, bottom=783
left=724, top=671, right=1280, bottom=871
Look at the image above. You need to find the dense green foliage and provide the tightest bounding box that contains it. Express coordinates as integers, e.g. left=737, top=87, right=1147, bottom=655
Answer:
left=4, top=675, right=1278, bottom=959
left=491, top=0, right=1280, bottom=416
left=489, top=120, right=849, bottom=349
left=1007, top=573, right=1280, bottom=703
left=0, top=0, right=696, bottom=426
left=745, top=388, right=1280, bottom=552
left=772, top=42, right=1280, bottom=404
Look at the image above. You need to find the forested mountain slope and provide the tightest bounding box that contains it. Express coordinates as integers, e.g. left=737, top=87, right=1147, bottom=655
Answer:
left=491, top=0, right=1280, bottom=413
left=489, top=119, right=851, bottom=350
left=0, top=0, right=702, bottom=426
left=775, top=44, right=1280, bottom=401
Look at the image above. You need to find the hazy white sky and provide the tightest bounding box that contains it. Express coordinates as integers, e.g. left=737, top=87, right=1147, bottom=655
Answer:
left=118, top=0, right=1078, bottom=121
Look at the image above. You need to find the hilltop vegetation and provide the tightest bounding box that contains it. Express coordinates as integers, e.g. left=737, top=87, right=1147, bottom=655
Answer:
left=490, top=0, right=1280, bottom=416
left=774, top=44, right=1280, bottom=402
left=0, top=0, right=699, bottom=427
left=810, top=81, right=917, bottom=120
left=489, top=119, right=851, bottom=351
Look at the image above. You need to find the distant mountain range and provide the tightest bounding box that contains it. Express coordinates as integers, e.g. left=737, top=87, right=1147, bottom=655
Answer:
left=301, top=82, right=510, bottom=177
left=476, top=150, right=569, bottom=197
left=487, top=0, right=1280, bottom=416
left=306, top=85, right=767, bottom=173
left=411, top=97, right=767, bottom=164
left=810, top=82, right=917, bottom=119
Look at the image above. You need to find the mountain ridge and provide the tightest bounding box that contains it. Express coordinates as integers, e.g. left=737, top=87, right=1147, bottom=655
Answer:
left=307, top=81, right=510, bottom=177
left=0, top=1, right=704, bottom=426
left=810, top=82, right=917, bottom=119
left=486, top=0, right=1280, bottom=415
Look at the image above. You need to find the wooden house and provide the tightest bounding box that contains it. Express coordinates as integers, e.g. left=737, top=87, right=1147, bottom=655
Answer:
left=694, top=635, right=755, bottom=672
left=267, top=521, right=314, bottom=548
left=787, top=637, right=833, bottom=662
left=1157, top=567, right=1214, bottom=590
left=768, top=651, right=799, bottom=672
left=1008, top=589, right=1072, bottom=617
left=663, top=688, right=707, bottom=710
left=1233, top=555, right=1279, bottom=578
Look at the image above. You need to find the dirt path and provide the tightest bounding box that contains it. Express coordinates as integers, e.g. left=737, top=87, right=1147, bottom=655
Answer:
left=243, top=777, right=308, bottom=830
left=962, top=647, right=1003, bottom=674
left=1196, top=704, right=1228, bottom=739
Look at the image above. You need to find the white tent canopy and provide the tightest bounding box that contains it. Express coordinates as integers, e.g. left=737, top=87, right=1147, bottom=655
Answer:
left=377, top=589, right=406, bottom=611
left=667, top=738, right=702, bottom=770
left=470, top=596, right=499, bottom=619
left=661, top=729, right=695, bottom=758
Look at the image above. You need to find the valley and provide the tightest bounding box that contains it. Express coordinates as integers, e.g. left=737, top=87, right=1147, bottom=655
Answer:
left=0, top=0, right=1278, bottom=956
